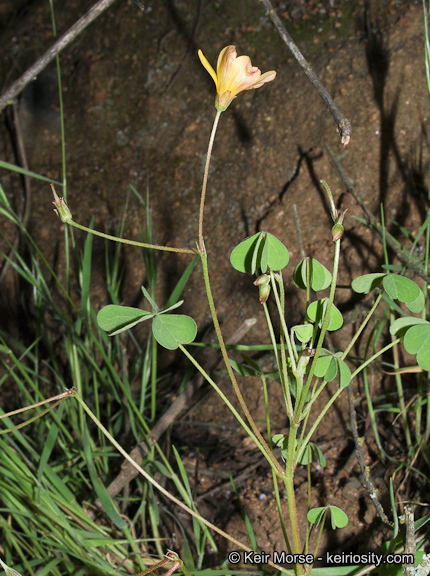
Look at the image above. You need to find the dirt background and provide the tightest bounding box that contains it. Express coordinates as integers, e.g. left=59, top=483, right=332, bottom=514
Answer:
left=1, top=0, right=429, bottom=570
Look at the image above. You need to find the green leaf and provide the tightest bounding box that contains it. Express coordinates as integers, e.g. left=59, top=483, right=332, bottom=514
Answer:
left=230, top=232, right=289, bottom=274
left=307, top=299, right=343, bottom=331
left=293, top=258, right=332, bottom=291
left=404, top=324, right=430, bottom=371
left=405, top=289, right=425, bottom=314
left=141, top=285, right=160, bottom=312
left=314, top=355, right=337, bottom=382
left=97, top=305, right=154, bottom=335
left=328, top=505, right=348, bottom=529
left=313, top=351, right=350, bottom=387
left=351, top=273, right=386, bottom=294
left=307, top=507, right=326, bottom=527
left=390, top=317, right=429, bottom=337
left=297, top=442, right=327, bottom=467
left=0, top=160, right=63, bottom=186
left=293, top=324, right=313, bottom=344
left=272, top=434, right=287, bottom=447
left=252, top=233, right=266, bottom=274
left=307, top=506, right=348, bottom=530
left=265, top=233, right=289, bottom=271
left=337, top=358, right=351, bottom=388
left=383, top=274, right=421, bottom=303
left=230, top=233, right=261, bottom=273
left=152, top=314, right=197, bottom=350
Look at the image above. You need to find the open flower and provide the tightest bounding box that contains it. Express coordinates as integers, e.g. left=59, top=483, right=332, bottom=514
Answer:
left=198, top=45, right=276, bottom=112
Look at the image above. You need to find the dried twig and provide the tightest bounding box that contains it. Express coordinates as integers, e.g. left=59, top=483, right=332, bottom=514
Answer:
left=0, top=0, right=121, bottom=113
left=347, top=384, right=393, bottom=527
left=328, top=147, right=430, bottom=284
left=260, top=0, right=352, bottom=146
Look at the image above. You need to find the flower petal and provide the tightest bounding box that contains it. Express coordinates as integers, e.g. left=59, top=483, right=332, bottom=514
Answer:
left=250, top=70, right=277, bottom=90
left=217, top=46, right=237, bottom=73
left=198, top=49, right=218, bottom=87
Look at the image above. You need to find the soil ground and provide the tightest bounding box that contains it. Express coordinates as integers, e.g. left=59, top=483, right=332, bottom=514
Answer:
left=0, top=0, right=429, bottom=571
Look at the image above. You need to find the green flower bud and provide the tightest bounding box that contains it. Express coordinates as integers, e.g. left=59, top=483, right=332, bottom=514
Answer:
left=253, top=274, right=270, bottom=286
left=51, top=184, right=72, bottom=223
left=331, top=209, right=346, bottom=242
left=259, top=283, right=271, bottom=304
left=331, top=222, right=344, bottom=242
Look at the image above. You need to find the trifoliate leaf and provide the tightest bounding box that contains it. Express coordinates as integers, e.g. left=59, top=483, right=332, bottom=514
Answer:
left=97, top=305, right=154, bottom=336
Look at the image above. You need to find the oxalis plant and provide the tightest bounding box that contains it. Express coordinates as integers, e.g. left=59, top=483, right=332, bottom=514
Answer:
left=44, top=44, right=429, bottom=576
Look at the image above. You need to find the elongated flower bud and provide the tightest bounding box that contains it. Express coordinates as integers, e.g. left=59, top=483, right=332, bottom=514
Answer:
left=259, top=283, right=271, bottom=304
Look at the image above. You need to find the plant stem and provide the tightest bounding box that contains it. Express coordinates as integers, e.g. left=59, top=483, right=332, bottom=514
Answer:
left=199, top=252, right=284, bottom=476
left=270, top=271, right=297, bottom=374
left=297, top=239, right=341, bottom=418
left=198, top=109, right=222, bottom=252
left=263, top=302, right=293, bottom=417
left=284, top=423, right=303, bottom=575
left=67, top=220, right=195, bottom=254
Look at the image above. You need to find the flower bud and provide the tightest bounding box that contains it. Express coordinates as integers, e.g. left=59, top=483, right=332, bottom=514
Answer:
left=51, top=184, right=72, bottom=223
left=253, top=274, right=270, bottom=286
left=331, top=210, right=346, bottom=242
left=259, top=283, right=271, bottom=304
left=331, top=222, right=344, bottom=242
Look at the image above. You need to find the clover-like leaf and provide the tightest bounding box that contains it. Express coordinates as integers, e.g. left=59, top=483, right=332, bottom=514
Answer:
left=230, top=232, right=289, bottom=274
left=404, top=324, right=430, bottom=372
left=307, top=507, right=326, bottom=527
left=405, top=289, right=425, bottom=314
left=297, top=442, right=327, bottom=467
left=265, top=232, right=289, bottom=271
left=152, top=314, right=197, bottom=350
left=293, top=258, right=332, bottom=291
left=307, top=299, right=343, bottom=331
left=351, top=273, right=386, bottom=294
left=97, top=305, right=154, bottom=336
left=293, top=324, right=314, bottom=344
left=314, top=355, right=338, bottom=382
left=313, top=350, right=350, bottom=387
left=307, top=505, right=348, bottom=530
left=230, top=233, right=261, bottom=274
left=383, top=274, right=421, bottom=303
left=390, top=317, right=429, bottom=338
left=328, top=505, right=349, bottom=529
left=337, top=358, right=351, bottom=388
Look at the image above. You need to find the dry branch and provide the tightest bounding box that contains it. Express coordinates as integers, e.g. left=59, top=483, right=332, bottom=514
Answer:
left=0, top=0, right=120, bottom=113
left=260, top=0, right=352, bottom=146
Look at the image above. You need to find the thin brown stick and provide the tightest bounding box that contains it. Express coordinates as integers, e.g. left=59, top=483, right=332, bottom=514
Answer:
left=347, top=384, right=393, bottom=527
left=403, top=505, right=415, bottom=576
left=260, top=0, right=352, bottom=146
left=327, top=146, right=430, bottom=284
left=0, top=0, right=120, bottom=113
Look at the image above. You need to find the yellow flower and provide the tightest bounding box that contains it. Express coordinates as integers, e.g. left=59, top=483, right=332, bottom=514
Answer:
left=198, top=45, right=276, bottom=111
